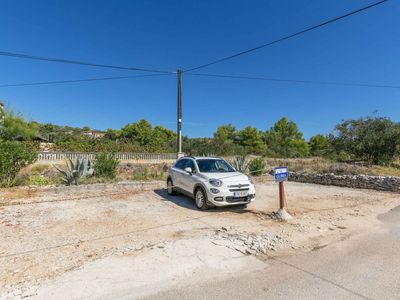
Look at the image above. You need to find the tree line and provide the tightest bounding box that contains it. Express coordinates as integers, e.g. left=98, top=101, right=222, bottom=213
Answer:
left=1, top=104, right=400, bottom=165
left=186, top=116, right=400, bottom=165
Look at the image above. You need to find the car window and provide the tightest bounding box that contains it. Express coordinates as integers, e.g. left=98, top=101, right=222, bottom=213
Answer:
left=185, top=160, right=197, bottom=173
left=196, top=159, right=235, bottom=173
left=174, top=159, right=187, bottom=170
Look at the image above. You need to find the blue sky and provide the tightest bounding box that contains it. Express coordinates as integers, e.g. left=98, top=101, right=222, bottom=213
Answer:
left=0, top=0, right=399, bottom=139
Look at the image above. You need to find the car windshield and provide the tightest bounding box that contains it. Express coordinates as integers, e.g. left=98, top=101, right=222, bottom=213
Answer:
left=196, top=159, right=235, bottom=173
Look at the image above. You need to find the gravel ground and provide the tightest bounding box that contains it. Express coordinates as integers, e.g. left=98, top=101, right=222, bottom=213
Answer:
left=0, top=178, right=399, bottom=298
left=212, top=227, right=294, bottom=254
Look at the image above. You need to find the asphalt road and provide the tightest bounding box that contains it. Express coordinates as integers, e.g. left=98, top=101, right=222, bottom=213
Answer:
left=144, top=205, right=400, bottom=300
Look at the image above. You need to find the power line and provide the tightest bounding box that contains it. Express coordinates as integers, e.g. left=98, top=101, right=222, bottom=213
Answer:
left=187, top=72, right=400, bottom=89
left=0, top=50, right=175, bottom=74
left=1, top=72, right=399, bottom=90
left=0, top=73, right=172, bottom=88
left=184, top=0, right=389, bottom=73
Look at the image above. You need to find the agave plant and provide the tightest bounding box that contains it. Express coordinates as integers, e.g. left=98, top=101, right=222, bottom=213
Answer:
left=231, top=155, right=249, bottom=173
left=54, top=158, right=94, bottom=185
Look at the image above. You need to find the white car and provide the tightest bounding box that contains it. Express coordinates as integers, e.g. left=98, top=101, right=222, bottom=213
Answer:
left=167, top=156, right=256, bottom=210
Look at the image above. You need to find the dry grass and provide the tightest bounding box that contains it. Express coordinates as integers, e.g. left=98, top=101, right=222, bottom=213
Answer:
left=1, top=188, right=40, bottom=201
left=371, top=165, right=400, bottom=176
left=29, top=163, right=52, bottom=174
left=262, top=157, right=400, bottom=177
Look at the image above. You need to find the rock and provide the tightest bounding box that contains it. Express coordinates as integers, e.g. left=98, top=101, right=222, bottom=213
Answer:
left=221, top=226, right=232, bottom=232
left=212, top=229, right=293, bottom=255
left=289, top=172, right=400, bottom=193
left=275, top=209, right=292, bottom=221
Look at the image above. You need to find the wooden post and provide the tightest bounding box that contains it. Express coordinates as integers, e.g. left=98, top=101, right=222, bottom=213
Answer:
left=279, top=181, right=285, bottom=210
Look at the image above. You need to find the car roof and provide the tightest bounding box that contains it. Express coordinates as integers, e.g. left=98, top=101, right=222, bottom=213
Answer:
left=183, top=156, right=221, bottom=160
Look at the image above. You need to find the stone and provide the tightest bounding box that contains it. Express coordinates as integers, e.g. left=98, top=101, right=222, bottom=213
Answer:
left=275, top=209, right=293, bottom=221
left=289, top=172, right=400, bottom=193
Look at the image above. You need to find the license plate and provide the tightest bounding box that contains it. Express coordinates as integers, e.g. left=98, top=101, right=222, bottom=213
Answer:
left=233, top=191, right=248, bottom=197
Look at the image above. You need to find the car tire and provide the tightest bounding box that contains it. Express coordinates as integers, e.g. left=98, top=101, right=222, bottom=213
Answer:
left=194, top=187, right=209, bottom=210
left=167, top=178, right=176, bottom=195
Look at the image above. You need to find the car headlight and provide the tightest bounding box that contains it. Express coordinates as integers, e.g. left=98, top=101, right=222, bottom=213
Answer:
left=209, top=178, right=223, bottom=187
left=247, top=176, right=254, bottom=184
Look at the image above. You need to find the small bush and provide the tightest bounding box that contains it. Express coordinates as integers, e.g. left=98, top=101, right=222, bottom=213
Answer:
left=30, top=164, right=50, bottom=174
left=80, top=176, right=117, bottom=185
left=336, top=151, right=353, bottom=162
left=0, top=141, right=37, bottom=187
left=27, top=175, right=51, bottom=186
left=95, top=153, right=119, bottom=179
left=248, top=157, right=266, bottom=176
left=132, top=167, right=165, bottom=181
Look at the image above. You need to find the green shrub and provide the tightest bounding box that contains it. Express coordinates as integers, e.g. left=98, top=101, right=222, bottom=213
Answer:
left=94, top=153, right=119, bottom=179
left=248, top=157, right=266, bottom=176
left=132, top=167, right=165, bottom=181
left=27, top=175, right=51, bottom=186
left=336, top=151, right=353, bottom=163
left=330, top=116, right=400, bottom=165
left=265, top=117, right=310, bottom=158
left=309, top=134, right=330, bottom=157
left=0, top=141, right=37, bottom=187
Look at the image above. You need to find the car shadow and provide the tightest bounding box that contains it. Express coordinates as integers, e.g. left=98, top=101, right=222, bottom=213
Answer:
left=154, top=188, right=253, bottom=214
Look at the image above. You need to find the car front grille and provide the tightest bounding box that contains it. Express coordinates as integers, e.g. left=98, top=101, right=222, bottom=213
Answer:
left=225, top=196, right=249, bottom=203
left=228, top=183, right=250, bottom=192
left=225, top=194, right=255, bottom=203
left=228, top=184, right=250, bottom=188
left=229, top=188, right=250, bottom=192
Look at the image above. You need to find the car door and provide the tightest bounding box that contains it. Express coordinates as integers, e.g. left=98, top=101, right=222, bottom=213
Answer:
left=171, top=158, right=187, bottom=190
left=180, top=159, right=198, bottom=195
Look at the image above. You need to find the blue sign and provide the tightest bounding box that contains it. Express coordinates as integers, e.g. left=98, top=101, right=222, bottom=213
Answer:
left=274, top=166, right=289, bottom=182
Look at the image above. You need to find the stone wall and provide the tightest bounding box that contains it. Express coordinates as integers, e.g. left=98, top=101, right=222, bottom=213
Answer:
left=289, top=172, right=400, bottom=193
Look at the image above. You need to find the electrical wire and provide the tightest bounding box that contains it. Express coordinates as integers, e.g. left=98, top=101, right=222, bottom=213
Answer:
left=183, top=1, right=389, bottom=72
left=2, top=71, right=398, bottom=90
left=186, top=72, right=400, bottom=89
left=0, top=73, right=173, bottom=88
left=0, top=50, right=175, bottom=74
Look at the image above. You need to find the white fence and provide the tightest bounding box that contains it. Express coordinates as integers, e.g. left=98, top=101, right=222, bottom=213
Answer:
left=37, top=152, right=177, bottom=162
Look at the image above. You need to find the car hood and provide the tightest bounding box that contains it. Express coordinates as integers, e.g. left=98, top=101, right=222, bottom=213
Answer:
left=200, top=172, right=250, bottom=182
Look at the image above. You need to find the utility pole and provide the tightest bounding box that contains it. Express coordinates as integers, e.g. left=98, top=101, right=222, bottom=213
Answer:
left=177, top=69, right=183, bottom=157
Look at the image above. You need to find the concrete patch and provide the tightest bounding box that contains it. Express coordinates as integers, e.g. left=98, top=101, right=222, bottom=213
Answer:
left=30, top=238, right=265, bottom=299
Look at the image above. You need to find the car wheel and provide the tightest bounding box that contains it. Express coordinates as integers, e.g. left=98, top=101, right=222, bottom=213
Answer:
left=194, top=187, right=208, bottom=210
left=167, top=179, right=176, bottom=195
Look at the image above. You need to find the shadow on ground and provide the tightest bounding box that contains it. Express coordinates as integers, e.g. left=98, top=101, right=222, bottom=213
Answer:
left=154, top=188, right=266, bottom=215
left=378, top=204, right=400, bottom=224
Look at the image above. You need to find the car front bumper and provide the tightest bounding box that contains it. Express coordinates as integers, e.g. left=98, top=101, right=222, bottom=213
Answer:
left=205, top=185, right=256, bottom=206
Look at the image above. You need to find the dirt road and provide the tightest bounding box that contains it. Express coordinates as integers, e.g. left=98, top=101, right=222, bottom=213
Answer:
left=0, top=179, right=399, bottom=299
left=145, top=205, right=400, bottom=300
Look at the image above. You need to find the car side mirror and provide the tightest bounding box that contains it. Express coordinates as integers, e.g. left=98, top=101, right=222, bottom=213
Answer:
left=184, top=167, right=193, bottom=175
